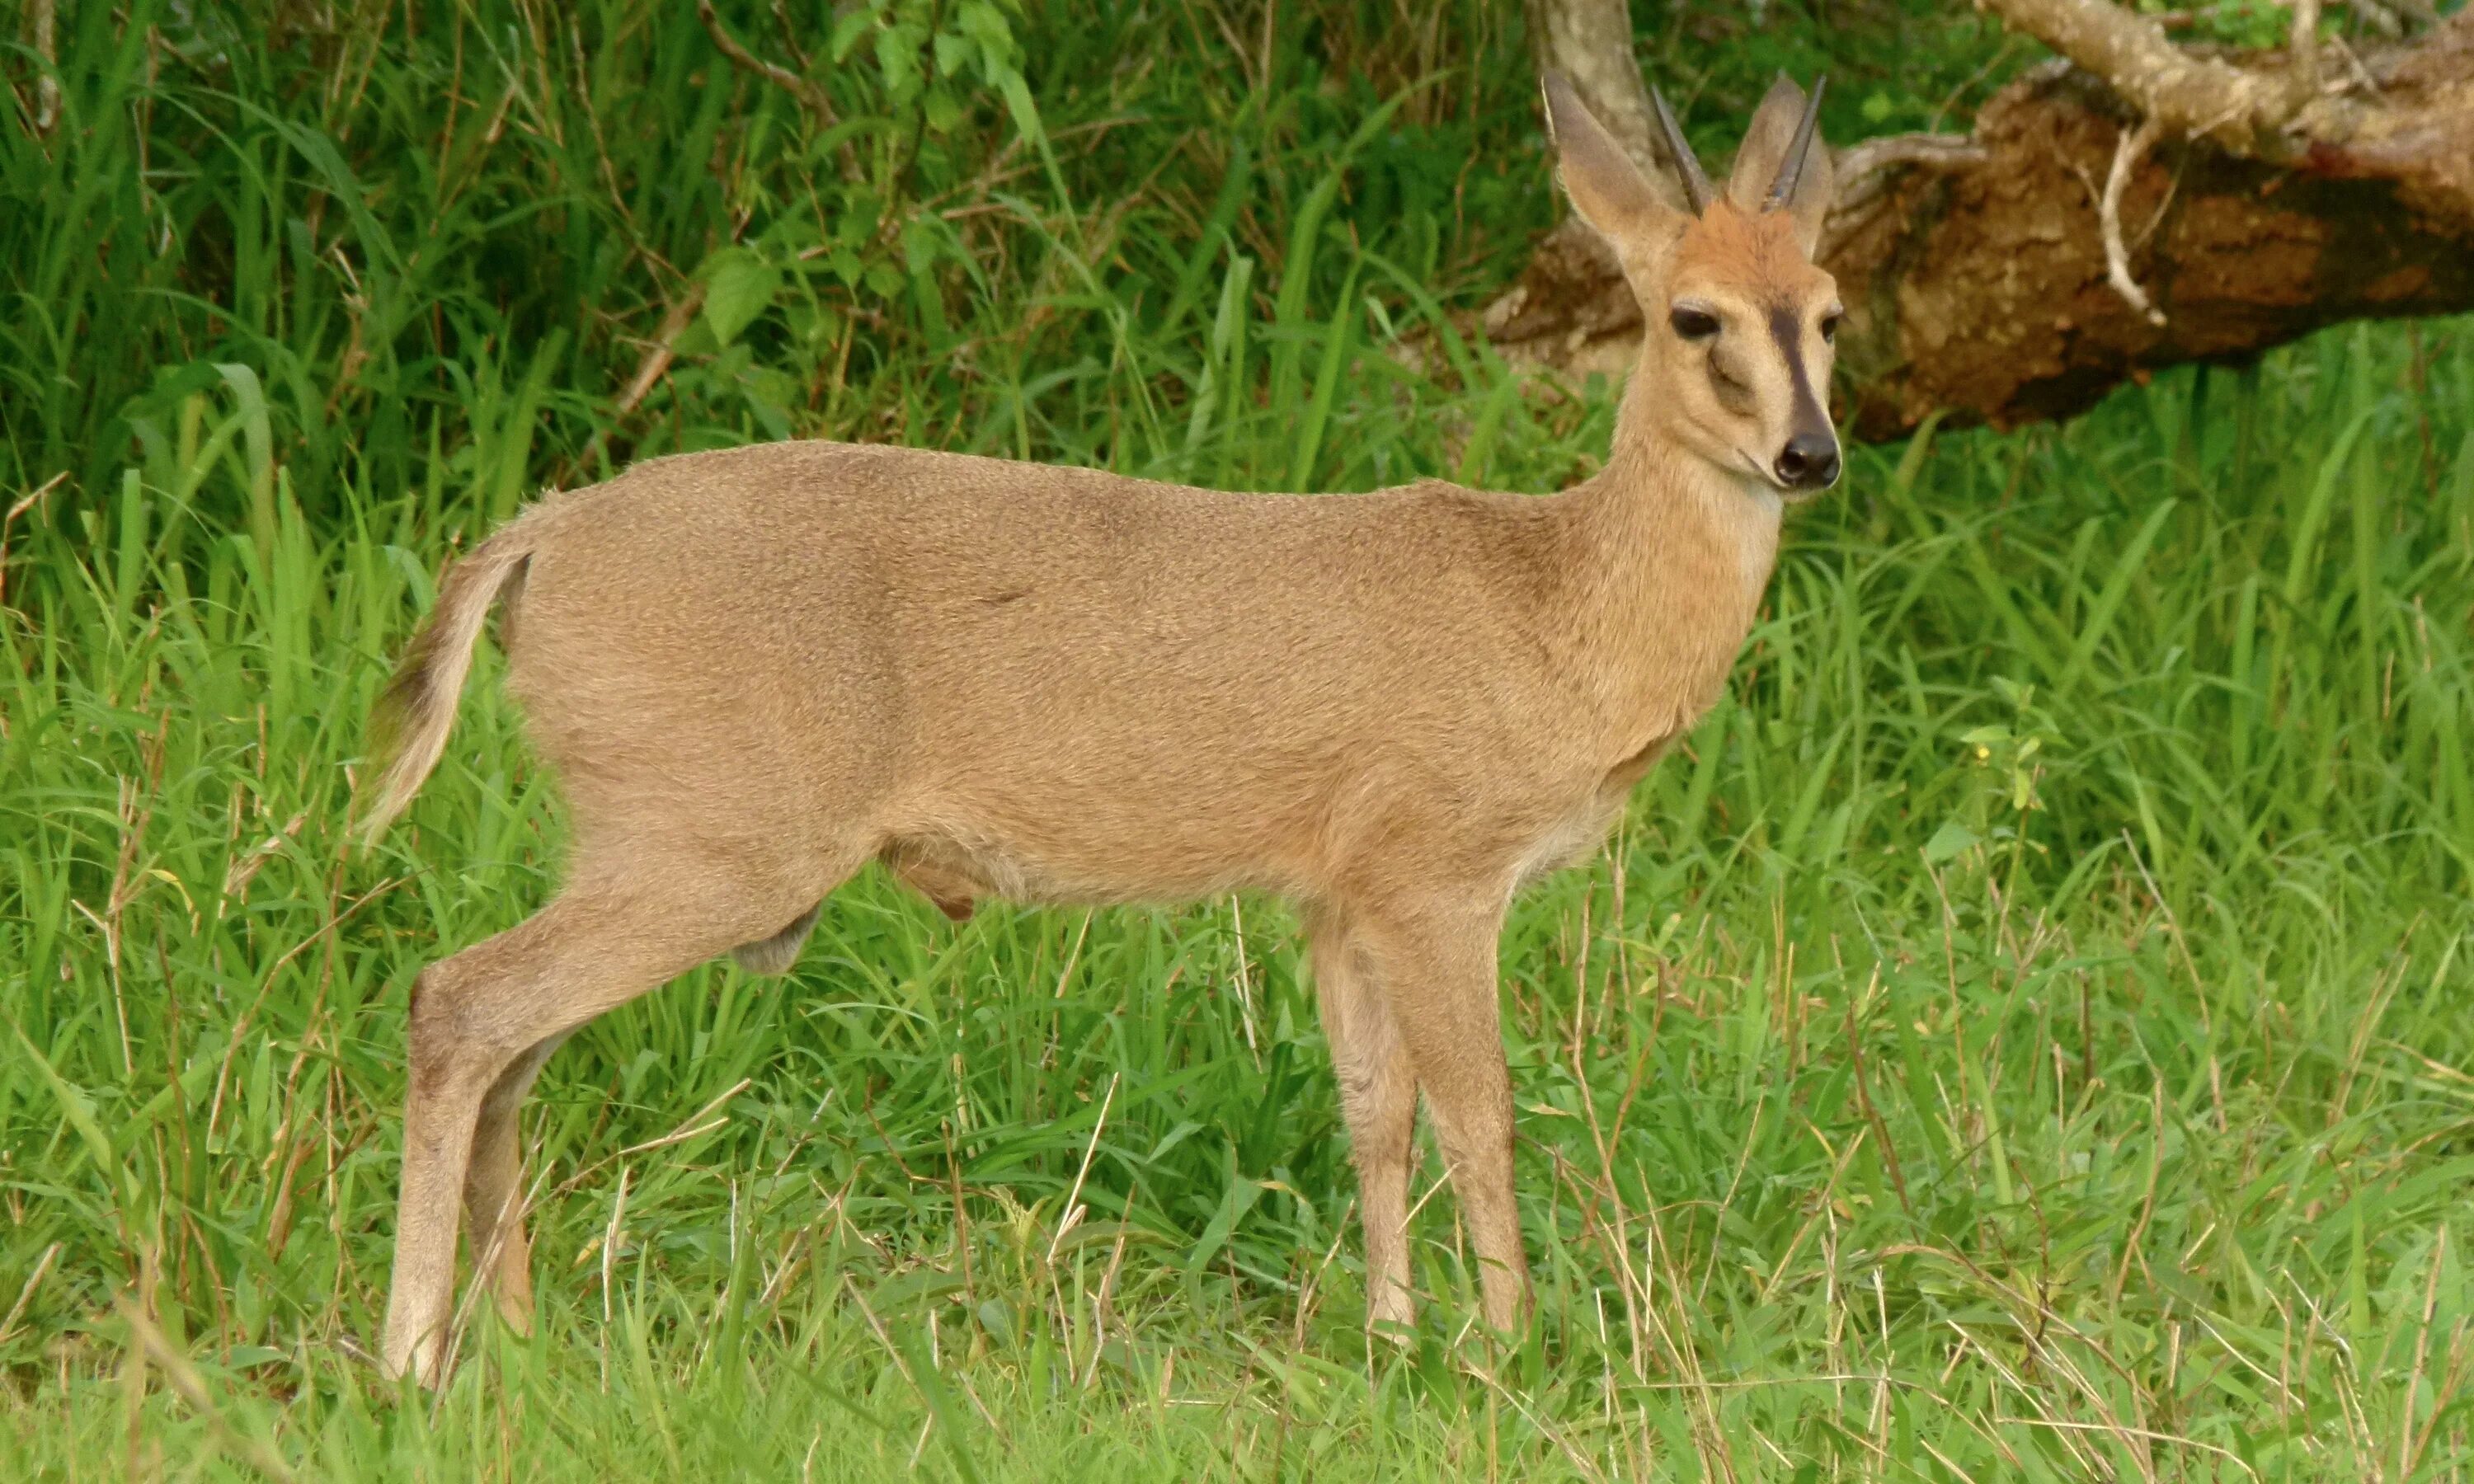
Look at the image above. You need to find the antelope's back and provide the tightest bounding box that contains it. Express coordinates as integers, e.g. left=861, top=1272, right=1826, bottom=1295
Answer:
left=492, top=440, right=1595, bottom=862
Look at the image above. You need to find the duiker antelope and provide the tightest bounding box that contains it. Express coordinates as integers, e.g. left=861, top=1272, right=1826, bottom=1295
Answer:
left=361, top=73, right=1842, bottom=1384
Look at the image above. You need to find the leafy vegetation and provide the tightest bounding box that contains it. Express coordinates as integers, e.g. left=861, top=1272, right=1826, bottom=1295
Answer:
left=5, top=2, right=2473, bottom=1479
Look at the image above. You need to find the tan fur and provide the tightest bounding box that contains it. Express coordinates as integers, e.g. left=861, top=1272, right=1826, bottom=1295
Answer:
left=363, top=77, right=1844, bottom=1384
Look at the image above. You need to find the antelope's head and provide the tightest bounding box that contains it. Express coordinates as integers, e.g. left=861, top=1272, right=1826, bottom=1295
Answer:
left=1545, top=73, right=1842, bottom=498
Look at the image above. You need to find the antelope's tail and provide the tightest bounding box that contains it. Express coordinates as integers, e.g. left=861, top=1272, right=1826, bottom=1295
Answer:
left=355, top=535, right=534, bottom=847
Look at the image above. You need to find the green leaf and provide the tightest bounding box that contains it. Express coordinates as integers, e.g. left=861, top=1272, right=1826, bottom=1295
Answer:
left=701, top=247, right=782, bottom=348
left=901, top=218, right=944, bottom=275
left=7, top=1017, right=129, bottom=1208
left=958, top=0, right=1016, bottom=75
left=874, top=26, right=920, bottom=100
left=1923, top=820, right=1982, bottom=864
left=1185, top=1159, right=1263, bottom=1276
left=828, top=8, right=872, bottom=61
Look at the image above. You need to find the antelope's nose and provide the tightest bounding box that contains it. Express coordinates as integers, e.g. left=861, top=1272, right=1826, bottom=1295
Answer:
left=1774, top=434, right=1841, bottom=491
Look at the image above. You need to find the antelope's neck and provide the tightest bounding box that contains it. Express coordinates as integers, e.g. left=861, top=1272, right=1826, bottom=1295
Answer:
left=1553, top=434, right=1782, bottom=750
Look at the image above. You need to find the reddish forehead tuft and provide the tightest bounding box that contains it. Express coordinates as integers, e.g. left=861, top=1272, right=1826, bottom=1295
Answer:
left=1670, top=202, right=1824, bottom=299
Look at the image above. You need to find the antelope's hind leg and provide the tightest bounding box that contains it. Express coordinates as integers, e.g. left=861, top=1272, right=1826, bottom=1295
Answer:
left=731, top=904, right=823, bottom=975
left=884, top=847, right=983, bottom=923
left=379, top=846, right=851, bottom=1386
left=459, top=1035, right=563, bottom=1335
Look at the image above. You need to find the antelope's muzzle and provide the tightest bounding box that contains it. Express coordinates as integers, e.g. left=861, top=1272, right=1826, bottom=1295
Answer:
left=1773, top=433, right=1840, bottom=492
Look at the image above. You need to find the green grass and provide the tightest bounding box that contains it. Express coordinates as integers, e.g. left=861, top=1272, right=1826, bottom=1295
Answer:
left=8, top=3, right=2474, bottom=1480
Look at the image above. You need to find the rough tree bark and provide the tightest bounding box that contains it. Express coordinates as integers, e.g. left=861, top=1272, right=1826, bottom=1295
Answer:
left=1493, top=0, right=2474, bottom=440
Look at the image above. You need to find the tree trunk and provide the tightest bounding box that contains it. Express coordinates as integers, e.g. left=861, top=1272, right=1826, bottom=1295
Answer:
left=1496, top=1, right=2474, bottom=441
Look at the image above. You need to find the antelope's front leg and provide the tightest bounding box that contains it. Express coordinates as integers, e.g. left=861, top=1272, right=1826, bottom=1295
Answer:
left=1310, top=913, right=1418, bottom=1331
left=1365, top=903, right=1529, bottom=1332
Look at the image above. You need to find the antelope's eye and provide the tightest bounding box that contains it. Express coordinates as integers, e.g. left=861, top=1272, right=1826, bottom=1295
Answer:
left=1819, top=311, right=1843, bottom=342
left=1669, top=305, right=1719, bottom=341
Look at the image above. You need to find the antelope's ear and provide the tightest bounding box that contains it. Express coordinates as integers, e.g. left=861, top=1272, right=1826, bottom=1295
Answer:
left=1543, top=73, right=1682, bottom=247
left=1728, top=75, right=1836, bottom=256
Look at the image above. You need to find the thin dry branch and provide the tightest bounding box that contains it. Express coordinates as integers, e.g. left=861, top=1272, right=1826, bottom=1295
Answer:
left=2291, top=0, right=2326, bottom=94
left=29, top=0, right=60, bottom=134
left=772, top=0, right=814, bottom=72
left=1825, top=132, right=1992, bottom=237
left=696, top=0, right=834, bottom=121
left=1976, top=0, right=2474, bottom=231
left=2099, top=118, right=2167, bottom=325
left=612, top=284, right=708, bottom=421
left=1974, top=0, right=2311, bottom=153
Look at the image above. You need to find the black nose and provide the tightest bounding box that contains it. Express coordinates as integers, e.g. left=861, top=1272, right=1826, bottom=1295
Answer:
left=1773, top=433, right=1840, bottom=491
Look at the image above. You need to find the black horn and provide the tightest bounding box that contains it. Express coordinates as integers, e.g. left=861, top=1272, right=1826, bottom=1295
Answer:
left=1761, top=75, right=1827, bottom=214
left=1648, top=83, right=1715, bottom=216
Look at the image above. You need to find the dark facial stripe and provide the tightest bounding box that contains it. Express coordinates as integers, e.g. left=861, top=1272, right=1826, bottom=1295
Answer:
left=1768, top=305, right=1832, bottom=440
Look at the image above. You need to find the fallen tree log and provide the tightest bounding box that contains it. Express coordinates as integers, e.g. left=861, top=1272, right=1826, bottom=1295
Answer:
left=1489, top=3, right=2474, bottom=441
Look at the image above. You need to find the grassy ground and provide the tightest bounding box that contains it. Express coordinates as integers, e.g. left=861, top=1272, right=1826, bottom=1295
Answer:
left=8, top=3, right=2474, bottom=1481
